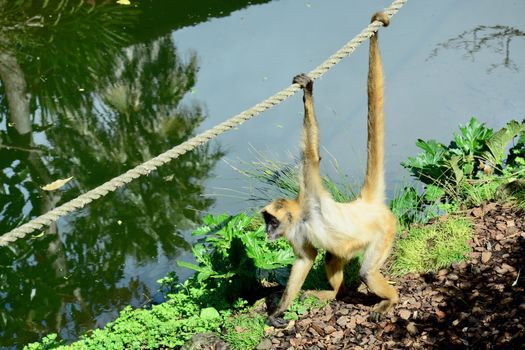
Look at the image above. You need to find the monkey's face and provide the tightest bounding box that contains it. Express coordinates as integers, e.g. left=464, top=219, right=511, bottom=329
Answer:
left=261, top=198, right=300, bottom=240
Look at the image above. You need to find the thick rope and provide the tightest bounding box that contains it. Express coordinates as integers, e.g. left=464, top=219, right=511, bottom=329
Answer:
left=0, top=0, right=407, bottom=247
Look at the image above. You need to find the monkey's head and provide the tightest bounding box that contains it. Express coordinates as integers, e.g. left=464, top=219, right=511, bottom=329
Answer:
left=261, top=198, right=300, bottom=240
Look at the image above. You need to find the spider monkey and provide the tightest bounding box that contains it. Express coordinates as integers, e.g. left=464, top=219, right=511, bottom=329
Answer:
left=262, top=12, right=397, bottom=328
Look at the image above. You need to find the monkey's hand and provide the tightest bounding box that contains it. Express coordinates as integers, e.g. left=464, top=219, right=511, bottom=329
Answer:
left=371, top=12, right=390, bottom=27
left=293, top=73, right=313, bottom=91
left=267, top=314, right=289, bottom=328
left=369, top=311, right=382, bottom=323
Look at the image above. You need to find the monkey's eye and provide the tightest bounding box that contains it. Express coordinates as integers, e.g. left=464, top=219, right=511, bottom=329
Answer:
left=263, top=211, right=277, bottom=226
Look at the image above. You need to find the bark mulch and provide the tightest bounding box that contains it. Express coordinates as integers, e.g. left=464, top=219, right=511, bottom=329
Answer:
left=263, top=202, right=525, bottom=350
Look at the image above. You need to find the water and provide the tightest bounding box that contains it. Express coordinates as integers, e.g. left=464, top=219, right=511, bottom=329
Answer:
left=0, top=0, right=524, bottom=347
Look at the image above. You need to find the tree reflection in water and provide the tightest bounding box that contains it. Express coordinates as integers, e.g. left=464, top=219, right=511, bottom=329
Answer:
left=0, top=1, right=224, bottom=347
left=428, top=25, right=525, bottom=72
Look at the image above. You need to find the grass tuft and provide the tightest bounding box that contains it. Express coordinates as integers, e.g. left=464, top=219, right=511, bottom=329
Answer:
left=230, top=148, right=357, bottom=203
left=222, top=313, right=265, bottom=350
left=459, top=178, right=501, bottom=207
left=390, top=216, right=472, bottom=276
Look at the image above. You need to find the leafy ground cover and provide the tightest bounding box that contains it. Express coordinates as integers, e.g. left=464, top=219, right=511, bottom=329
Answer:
left=25, top=118, right=525, bottom=349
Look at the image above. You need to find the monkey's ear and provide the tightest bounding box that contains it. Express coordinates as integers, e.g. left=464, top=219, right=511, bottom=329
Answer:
left=262, top=210, right=281, bottom=241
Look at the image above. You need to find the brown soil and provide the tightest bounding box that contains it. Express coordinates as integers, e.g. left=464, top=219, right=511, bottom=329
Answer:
left=264, top=202, right=525, bottom=349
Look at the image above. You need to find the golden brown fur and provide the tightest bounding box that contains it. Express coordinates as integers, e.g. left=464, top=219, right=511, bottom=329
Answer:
left=261, top=12, right=397, bottom=327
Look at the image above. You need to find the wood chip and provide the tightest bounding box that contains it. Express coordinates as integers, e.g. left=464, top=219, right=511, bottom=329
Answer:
left=324, top=325, right=336, bottom=335
left=336, top=316, right=349, bottom=328
left=406, top=322, right=418, bottom=336
left=311, top=322, right=324, bottom=336
left=331, top=330, right=344, bottom=341
left=399, top=309, right=411, bottom=320
left=472, top=207, right=483, bottom=217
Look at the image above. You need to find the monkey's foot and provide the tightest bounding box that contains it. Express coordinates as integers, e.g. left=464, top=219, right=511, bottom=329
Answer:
left=369, top=299, right=394, bottom=322
left=267, top=315, right=289, bottom=328
left=292, top=73, right=313, bottom=89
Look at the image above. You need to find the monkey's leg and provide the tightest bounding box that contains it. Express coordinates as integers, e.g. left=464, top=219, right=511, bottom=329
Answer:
left=359, top=229, right=398, bottom=320
left=361, top=269, right=398, bottom=319
left=304, top=252, right=345, bottom=301
left=269, top=246, right=317, bottom=327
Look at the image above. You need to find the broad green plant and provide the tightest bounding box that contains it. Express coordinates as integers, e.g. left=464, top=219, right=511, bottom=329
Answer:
left=403, top=117, right=525, bottom=200
left=177, top=213, right=295, bottom=305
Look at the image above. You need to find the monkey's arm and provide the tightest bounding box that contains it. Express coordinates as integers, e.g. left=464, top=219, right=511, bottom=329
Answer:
left=268, top=244, right=317, bottom=327
left=294, top=74, right=323, bottom=196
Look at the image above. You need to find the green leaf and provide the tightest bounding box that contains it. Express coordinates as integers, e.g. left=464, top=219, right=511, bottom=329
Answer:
left=415, top=139, right=447, bottom=161
left=199, top=307, right=220, bottom=319
left=402, top=139, right=450, bottom=184
left=210, top=271, right=236, bottom=279
left=424, top=185, right=445, bottom=202
left=448, top=155, right=464, bottom=184
left=192, top=225, right=211, bottom=236
left=462, top=162, right=474, bottom=177
left=483, top=119, right=525, bottom=167
left=197, top=270, right=214, bottom=282
left=192, top=244, right=209, bottom=261
left=452, top=117, right=493, bottom=156
left=176, top=260, right=207, bottom=273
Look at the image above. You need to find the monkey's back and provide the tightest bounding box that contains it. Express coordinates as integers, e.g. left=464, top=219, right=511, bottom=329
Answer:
left=297, top=196, right=394, bottom=258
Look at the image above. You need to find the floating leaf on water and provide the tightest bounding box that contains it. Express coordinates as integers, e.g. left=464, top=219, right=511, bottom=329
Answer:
left=41, top=177, right=73, bottom=191
left=116, top=0, right=131, bottom=5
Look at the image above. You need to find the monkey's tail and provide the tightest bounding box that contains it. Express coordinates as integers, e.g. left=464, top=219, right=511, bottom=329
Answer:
left=360, top=12, right=389, bottom=204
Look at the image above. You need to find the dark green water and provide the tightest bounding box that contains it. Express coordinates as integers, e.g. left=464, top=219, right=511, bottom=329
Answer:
left=1, top=0, right=524, bottom=348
